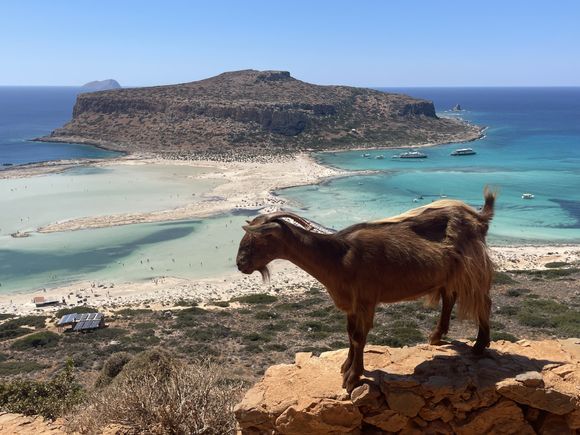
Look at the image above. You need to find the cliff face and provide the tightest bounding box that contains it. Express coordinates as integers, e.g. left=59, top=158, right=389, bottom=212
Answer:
left=44, top=70, right=481, bottom=156
left=235, top=339, right=580, bottom=434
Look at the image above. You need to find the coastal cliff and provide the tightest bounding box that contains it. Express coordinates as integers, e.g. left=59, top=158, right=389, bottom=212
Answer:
left=235, top=339, right=580, bottom=434
left=42, top=70, right=481, bottom=156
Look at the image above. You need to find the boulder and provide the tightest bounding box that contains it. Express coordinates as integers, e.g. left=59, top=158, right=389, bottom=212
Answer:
left=235, top=339, right=580, bottom=434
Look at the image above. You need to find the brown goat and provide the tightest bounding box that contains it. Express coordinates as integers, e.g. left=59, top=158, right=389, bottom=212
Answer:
left=236, top=189, right=496, bottom=392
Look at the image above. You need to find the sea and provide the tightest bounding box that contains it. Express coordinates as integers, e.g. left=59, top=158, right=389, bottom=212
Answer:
left=0, top=86, right=579, bottom=293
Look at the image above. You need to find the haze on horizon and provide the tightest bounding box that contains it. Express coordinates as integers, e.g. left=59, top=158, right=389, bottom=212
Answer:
left=1, top=0, right=579, bottom=88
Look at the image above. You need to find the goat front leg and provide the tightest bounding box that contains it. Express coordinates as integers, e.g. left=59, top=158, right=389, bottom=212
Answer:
left=429, top=290, right=456, bottom=345
left=340, top=314, right=356, bottom=374
left=342, top=308, right=374, bottom=393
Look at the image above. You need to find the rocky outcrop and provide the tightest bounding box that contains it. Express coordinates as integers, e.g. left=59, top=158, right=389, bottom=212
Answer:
left=0, top=412, right=65, bottom=434
left=235, top=339, right=580, bottom=434
left=42, top=70, right=482, bottom=156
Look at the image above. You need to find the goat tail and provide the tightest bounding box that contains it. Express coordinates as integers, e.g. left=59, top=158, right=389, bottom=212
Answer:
left=480, top=186, right=497, bottom=223
left=447, top=240, right=494, bottom=323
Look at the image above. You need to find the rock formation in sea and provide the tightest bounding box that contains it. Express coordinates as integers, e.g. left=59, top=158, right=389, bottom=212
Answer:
left=81, top=79, right=122, bottom=92
left=235, top=339, right=580, bottom=434
left=43, top=70, right=481, bottom=156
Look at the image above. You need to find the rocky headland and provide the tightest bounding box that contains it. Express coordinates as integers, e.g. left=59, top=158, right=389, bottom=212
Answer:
left=41, top=70, right=481, bottom=156
left=235, top=339, right=580, bottom=434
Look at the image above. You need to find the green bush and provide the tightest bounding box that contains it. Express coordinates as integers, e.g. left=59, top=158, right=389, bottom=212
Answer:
left=232, top=293, right=278, bottom=304
left=516, top=299, right=580, bottom=336
left=208, top=301, right=230, bottom=308
left=544, top=261, right=570, bottom=269
left=55, top=306, right=95, bottom=317
left=0, top=360, right=47, bottom=376
left=491, top=331, right=518, bottom=342
left=0, top=360, right=84, bottom=419
left=505, top=288, right=530, bottom=297
left=11, top=331, right=60, bottom=350
left=95, top=352, right=133, bottom=387
left=0, top=316, right=48, bottom=341
left=493, top=272, right=517, bottom=285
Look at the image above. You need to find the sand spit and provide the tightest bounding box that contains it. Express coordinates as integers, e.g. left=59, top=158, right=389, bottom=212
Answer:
left=24, top=154, right=346, bottom=233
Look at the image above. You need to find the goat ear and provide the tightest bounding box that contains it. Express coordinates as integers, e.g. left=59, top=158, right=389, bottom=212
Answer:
left=243, top=222, right=281, bottom=234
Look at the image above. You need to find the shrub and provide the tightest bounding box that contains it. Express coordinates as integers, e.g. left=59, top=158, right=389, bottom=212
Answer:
left=95, top=352, right=133, bottom=388
left=55, top=306, right=95, bottom=317
left=491, top=331, right=518, bottom=342
left=0, top=316, right=48, bottom=341
left=0, top=360, right=47, bottom=376
left=232, top=293, right=278, bottom=304
left=493, top=272, right=517, bottom=285
left=208, top=301, right=230, bottom=308
left=505, top=288, right=530, bottom=297
left=67, top=349, right=244, bottom=434
left=544, top=261, right=570, bottom=268
left=0, top=360, right=84, bottom=419
left=11, top=331, right=60, bottom=350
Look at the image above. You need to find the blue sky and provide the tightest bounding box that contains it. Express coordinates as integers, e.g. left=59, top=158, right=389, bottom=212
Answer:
left=1, top=0, right=578, bottom=87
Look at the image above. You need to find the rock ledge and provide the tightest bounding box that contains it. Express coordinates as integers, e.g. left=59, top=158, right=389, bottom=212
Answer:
left=235, top=339, right=580, bottom=434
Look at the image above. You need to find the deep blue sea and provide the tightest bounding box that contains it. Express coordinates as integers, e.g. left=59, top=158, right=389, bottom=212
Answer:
left=0, top=86, right=118, bottom=167
left=281, top=87, right=580, bottom=244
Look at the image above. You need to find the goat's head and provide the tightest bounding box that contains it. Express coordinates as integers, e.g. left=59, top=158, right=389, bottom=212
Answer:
left=236, top=211, right=313, bottom=282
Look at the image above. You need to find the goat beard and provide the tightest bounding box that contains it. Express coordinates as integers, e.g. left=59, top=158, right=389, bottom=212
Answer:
left=259, top=266, right=271, bottom=284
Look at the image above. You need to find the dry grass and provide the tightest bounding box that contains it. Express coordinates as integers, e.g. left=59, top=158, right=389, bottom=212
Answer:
left=66, top=349, right=244, bottom=434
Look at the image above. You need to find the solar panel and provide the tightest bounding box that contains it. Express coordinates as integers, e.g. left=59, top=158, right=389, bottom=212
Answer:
left=79, top=313, right=89, bottom=321
left=89, top=320, right=100, bottom=329
left=73, top=321, right=84, bottom=331
left=87, top=313, right=96, bottom=321
left=95, top=313, right=103, bottom=320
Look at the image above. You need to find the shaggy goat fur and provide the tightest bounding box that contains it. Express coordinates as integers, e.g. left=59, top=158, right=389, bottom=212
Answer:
left=236, top=189, right=496, bottom=392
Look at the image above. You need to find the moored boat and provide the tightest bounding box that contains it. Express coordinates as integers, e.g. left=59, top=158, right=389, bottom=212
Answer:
left=522, top=193, right=535, bottom=199
left=450, top=148, right=476, bottom=156
left=393, top=151, right=427, bottom=159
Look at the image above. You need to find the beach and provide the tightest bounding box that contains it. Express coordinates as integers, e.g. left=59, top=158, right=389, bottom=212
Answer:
left=0, top=147, right=578, bottom=316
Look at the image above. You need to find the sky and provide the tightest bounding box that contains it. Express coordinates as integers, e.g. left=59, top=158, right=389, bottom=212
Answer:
left=1, top=0, right=579, bottom=87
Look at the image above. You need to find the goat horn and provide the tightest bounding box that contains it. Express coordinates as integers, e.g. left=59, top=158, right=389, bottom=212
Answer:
left=243, top=222, right=281, bottom=233
left=264, top=211, right=314, bottom=231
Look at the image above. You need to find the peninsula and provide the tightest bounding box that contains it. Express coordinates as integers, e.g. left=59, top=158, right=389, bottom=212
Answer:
left=41, top=70, right=481, bottom=156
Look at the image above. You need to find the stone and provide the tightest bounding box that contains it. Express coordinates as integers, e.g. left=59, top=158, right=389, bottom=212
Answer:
left=364, top=409, right=408, bottom=432
left=565, top=408, right=580, bottom=429
left=386, top=390, right=425, bottom=417
left=235, top=340, right=580, bottom=434
left=538, top=414, right=574, bottom=435
left=452, top=400, right=535, bottom=435
left=515, top=371, right=544, bottom=387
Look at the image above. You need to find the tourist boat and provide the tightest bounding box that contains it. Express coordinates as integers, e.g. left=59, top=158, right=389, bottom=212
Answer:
left=362, top=153, right=370, bottom=158
left=375, top=155, right=385, bottom=160
left=450, top=148, right=476, bottom=156
left=393, top=151, right=427, bottom=159
left=522, top=193, right=535, bottom=199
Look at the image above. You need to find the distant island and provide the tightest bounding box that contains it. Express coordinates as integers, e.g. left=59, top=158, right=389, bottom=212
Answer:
left=41, top=70, right=481, bottom=156
left=81, top=79, right=121, bottom=92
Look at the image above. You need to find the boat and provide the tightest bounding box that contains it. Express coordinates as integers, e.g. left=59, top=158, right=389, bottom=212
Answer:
left=452, top=104, right=462, bottom=111
left=375, top=155, right=385, bottom=160
left=450, top=148, right=476, bottom=156
left=362, top=153, right=370, bottom=158
left=393, top=151, right=427, bottom=159
left=522, top=193, right=535, bottom=199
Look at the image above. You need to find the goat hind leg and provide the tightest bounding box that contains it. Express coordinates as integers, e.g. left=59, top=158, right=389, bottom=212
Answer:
left=473, top=294, right=491, bottom=354
left=429, top=290, right=456, bottom=345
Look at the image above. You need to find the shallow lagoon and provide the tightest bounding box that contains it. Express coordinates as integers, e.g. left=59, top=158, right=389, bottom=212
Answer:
left=0, top=213, right=246, bottom=294
left=0, top=164, right=221, bottom=236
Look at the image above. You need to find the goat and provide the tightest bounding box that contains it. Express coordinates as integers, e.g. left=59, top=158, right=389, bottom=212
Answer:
left=236, top=189, right=496, bottom=393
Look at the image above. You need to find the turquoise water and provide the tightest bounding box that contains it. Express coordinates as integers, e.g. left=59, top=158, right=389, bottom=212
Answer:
left=281, top=88, right=580, bottom=245
left=0, top=214, right=247, bottom=293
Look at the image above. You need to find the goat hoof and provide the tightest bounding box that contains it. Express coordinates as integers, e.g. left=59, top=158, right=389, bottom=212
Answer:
left=429, top=336, right=443, bottom=345
left=472, top=342, right=489, bottom=355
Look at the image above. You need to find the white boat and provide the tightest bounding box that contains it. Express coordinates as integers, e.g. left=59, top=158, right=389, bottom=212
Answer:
left=375, top=155, right=385, bottom=160
left=362, top=153, right=370, bottom=158
left=450, top=148, right=476, bottom=156
left=393, top=151, right=427, bottom=159
left=522, top=193, right=535, bottom=199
